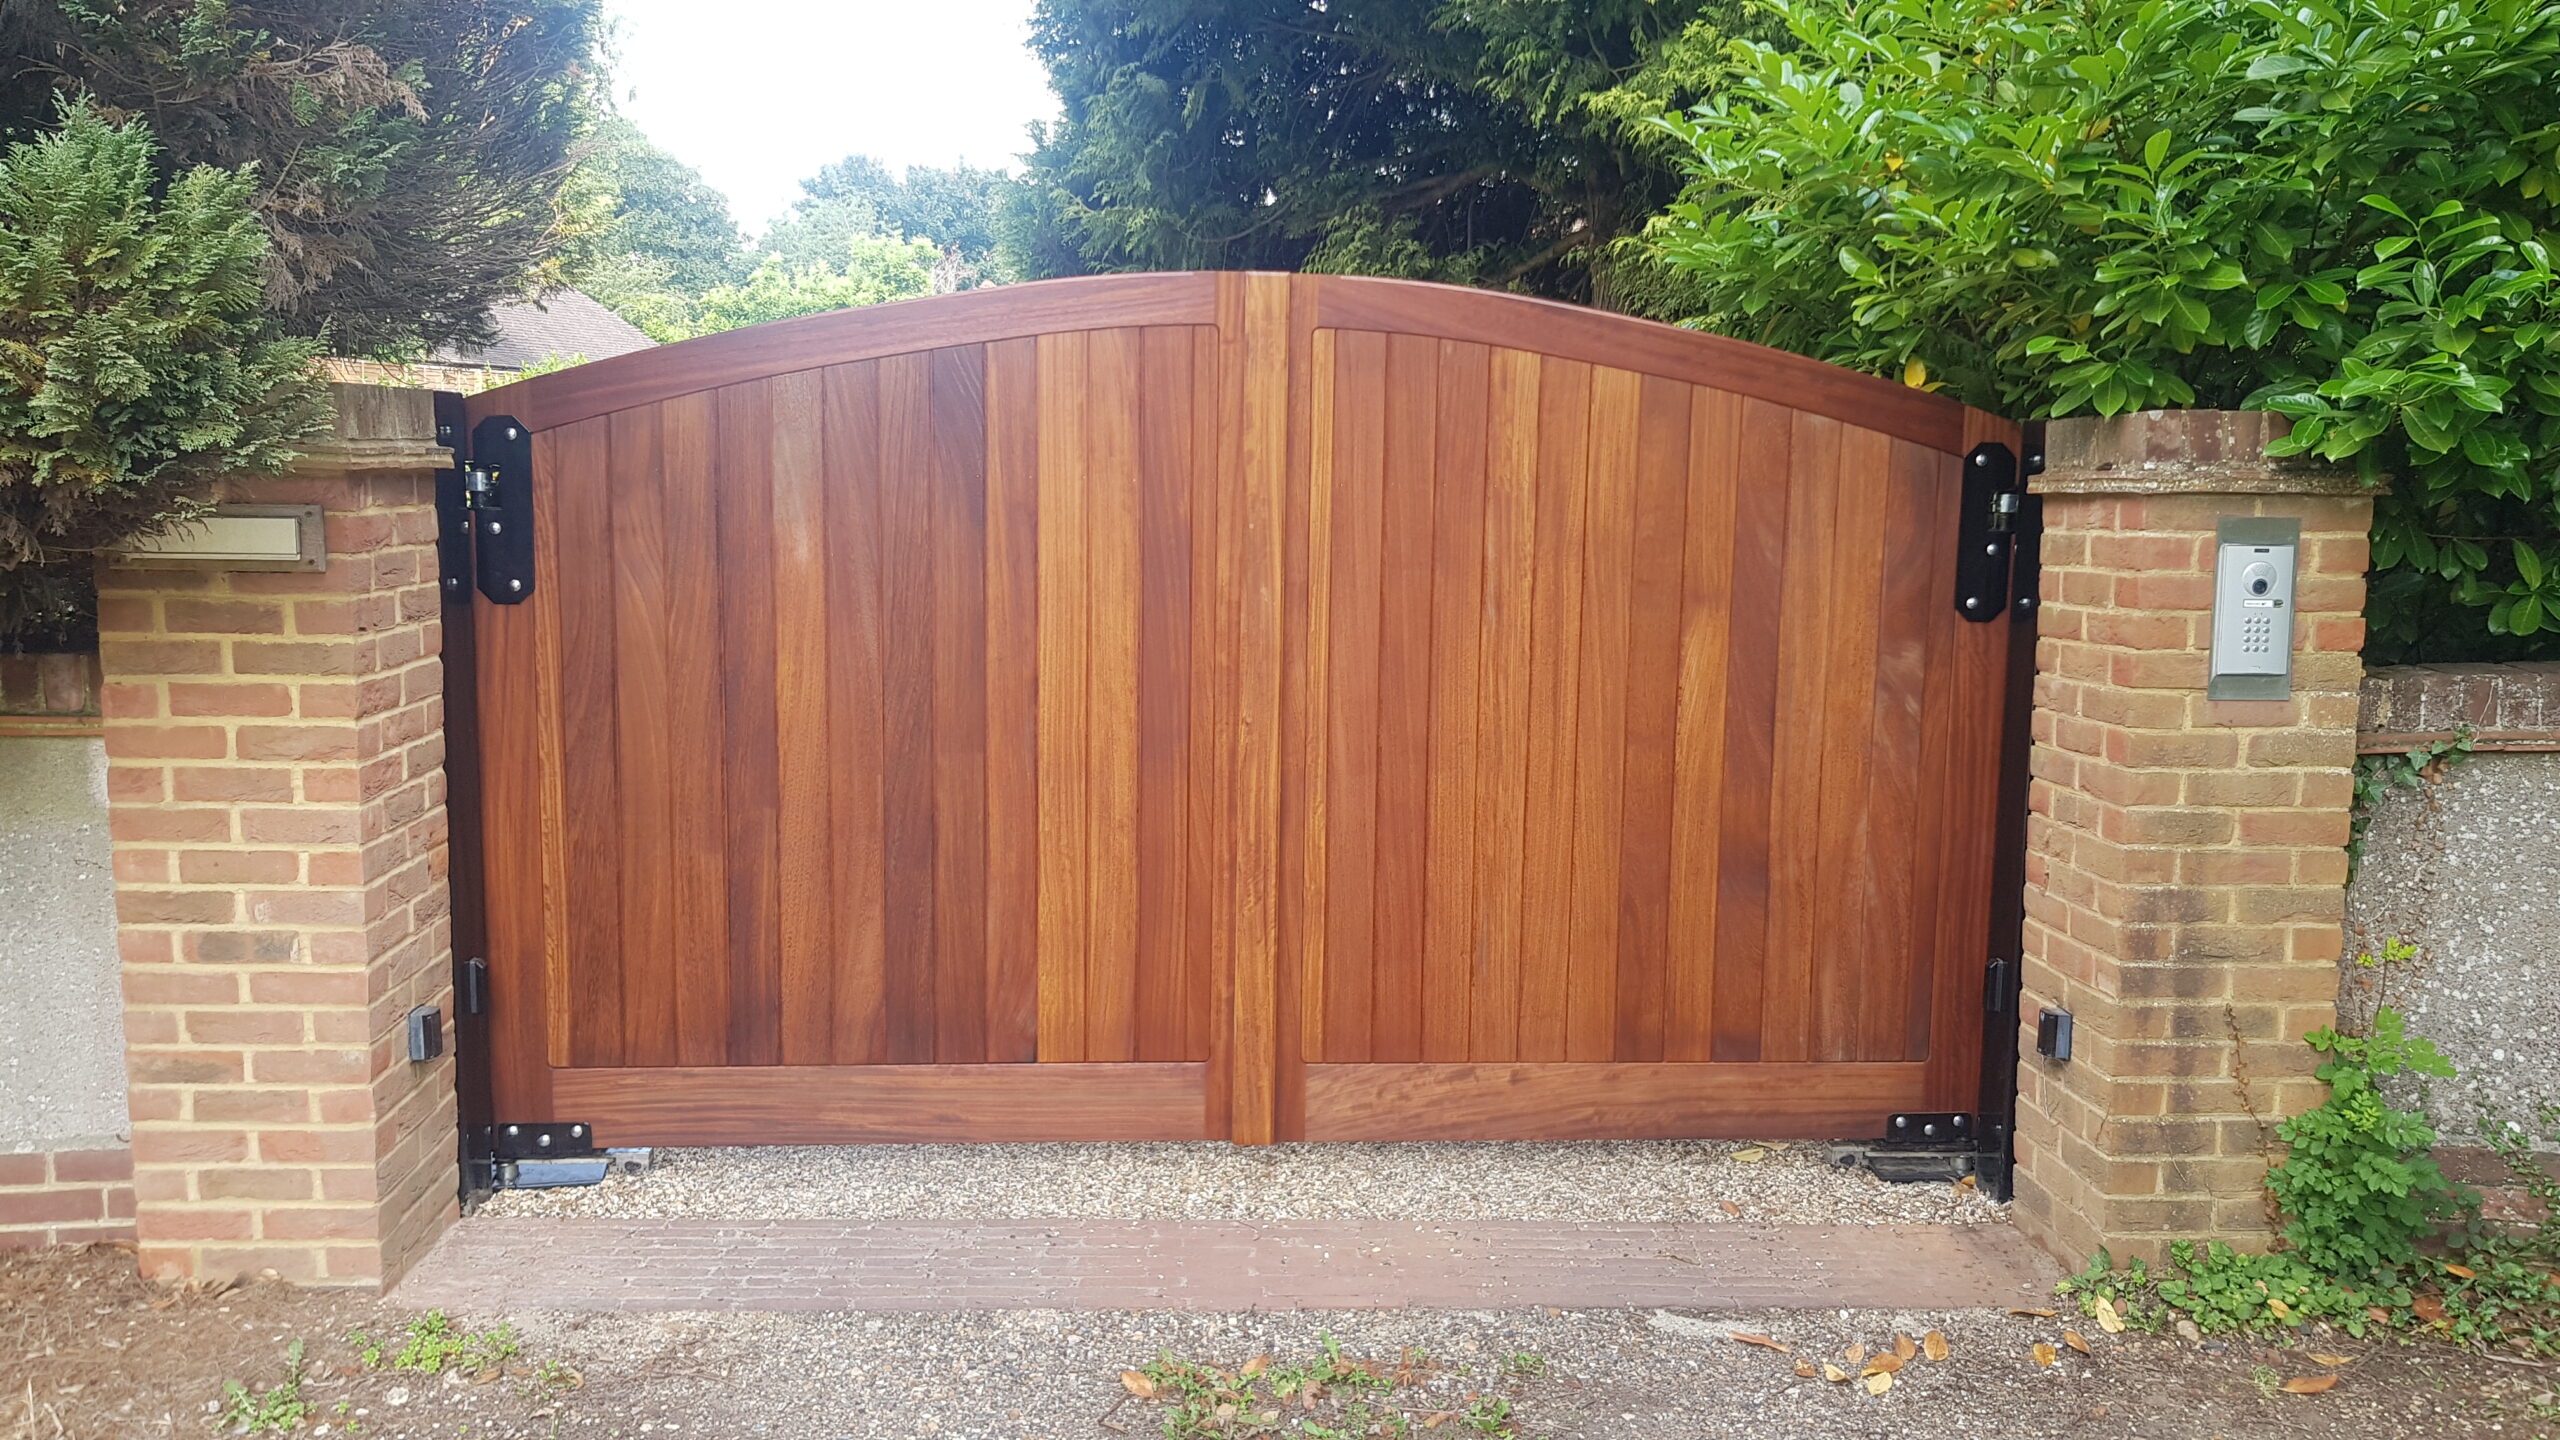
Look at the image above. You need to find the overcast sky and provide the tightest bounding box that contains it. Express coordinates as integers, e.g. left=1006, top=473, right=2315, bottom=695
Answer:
left=603, top=0, right=1061, bottom=234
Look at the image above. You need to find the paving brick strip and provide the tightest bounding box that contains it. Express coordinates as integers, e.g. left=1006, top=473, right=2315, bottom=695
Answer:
left=395, top=1219, right=2055, bottom=1313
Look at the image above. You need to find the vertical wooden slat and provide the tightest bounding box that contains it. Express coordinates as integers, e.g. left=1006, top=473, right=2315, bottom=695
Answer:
left=607, top=405, right=674, bottom=1067
left=1709, top=398, right=1793, bottom=1063
left=1516, top=356, right=1592, bottom=1063
left=1135, top=327, right=1196, bottom=1062
left=1035, top=331, right=1091, bottom=1062
left=1227, top=273, right=1291, bottom=1142
left=658, top=391, right=731, bottom=1066
left=983, top=340, right=1042, bottom=1063
left=475, top=511, right=554, bottom=1116
left=770, top=371, right=834, bottom=1065
left=1194, top=318, right=1234, bottom=1120
left=1666, top=391, right=1742, bottom=1062
left=1760, top=411, right=1846, bottom=1062
left=1318, top=329, right=1387, bottom=1065
left=878, top=352, right=939, bottom=1063
left=1292, top=327, right=1336, bottom=1069
left=1613, top=375, right=1693, bottom=1063
left=1370, top=333, right=1438, bottom=1064
left=1564, top=368, right=1639, bottom=1061
left=1420, top=341, right=1488, bottom=1063
left=715, top=382, right=782, bottom=1066
left=821, top=363, right=889, bottom=1064
left=532, top=432, right=574, bottom=1070
left=550, top=419, right=622, bottom=1068
left=1084, top=328, right=1144, bottom=1063
left=1469, top=346, right=1540, bottom=1062
left=1808, top=426, right=1890, bottom=1062
left=1859, top=438, right=1939, bottom=1060
left=930, top=345, right=991, bottom=1063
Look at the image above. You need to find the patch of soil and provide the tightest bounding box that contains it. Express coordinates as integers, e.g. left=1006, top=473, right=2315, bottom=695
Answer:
left=2, top=1244, right=578, bottom=1438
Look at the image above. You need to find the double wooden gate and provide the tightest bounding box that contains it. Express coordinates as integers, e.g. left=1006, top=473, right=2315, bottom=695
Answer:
left=447, top=273, right=2025, bottom=1147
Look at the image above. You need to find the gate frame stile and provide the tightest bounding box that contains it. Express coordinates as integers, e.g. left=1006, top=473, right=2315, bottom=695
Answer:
left=444, top=272, right=2032, bottom=1166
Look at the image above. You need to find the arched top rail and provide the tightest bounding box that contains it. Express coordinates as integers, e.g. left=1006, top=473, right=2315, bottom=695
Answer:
left=467, top=271, right=1980, bottom=453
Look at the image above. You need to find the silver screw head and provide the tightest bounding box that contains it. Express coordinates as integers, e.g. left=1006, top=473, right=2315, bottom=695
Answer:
left=507, top=578, right=524, bottom=593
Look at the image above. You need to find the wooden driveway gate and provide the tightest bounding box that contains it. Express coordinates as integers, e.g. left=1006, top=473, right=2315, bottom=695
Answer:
left=446, top=273, right=2029, bottom=1152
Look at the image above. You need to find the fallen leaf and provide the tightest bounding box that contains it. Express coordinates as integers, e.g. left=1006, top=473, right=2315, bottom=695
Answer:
left=1865, top=1371, right=1894, bottom=1396
left=2062, top=1331, right=2090, bottom=1356
left=2280, top=1374, right=2340, bottom=1395
left=2308, top=1353, right=2352, bottom=1367
left=1893, top=1333, right=1918, bottom=1362
left=1863, top=1355, right=1905, bottom=1377
left=1956, top=1174, right=1979, bottom=1191
left=1718, top=1201, right=1741, bottom=1218
left=1423, top=1413, right=1453, bottom=1429
left=1923, top=1331, right=1951, bottom=1363
left=1099, top=1422, right=1127, bottom=1435
left=2010, top=1308, right=2058, bottom=1319
left=1794, top=1359, right=1818, bottom=1378
left=2414, top=1295, right=2448, bottom=1325
left=1844, top=1342, right=1866, bottom=1365
left=2446, top=1263, right=2477, bottom=1280
left=2032, top=1344, right=2058, bottom=1368
left=1241, top=1355, right=1269, bottom=1379
left=1730, top=1147, right=1769, bottom=1164
left=2094, top=1296, right=2125, bottom=1334
left=1730, top=1332, right=1791, bottom=1354
left=1120, top=1372, right=1157, bottom=1399
left=2267, top=1297, right=2292, bottom=1321
left=2367, top=1305, right=2392, bottom=1325
left=1822, top=1363, right=1849, bottom=1383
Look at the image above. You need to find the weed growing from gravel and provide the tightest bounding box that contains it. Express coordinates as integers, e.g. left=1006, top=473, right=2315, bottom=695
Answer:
left=216, top=1339, right=311, bottom=1434
left=347, top=1311, right=521, bottom=1377
left=1117, top=1333, right=1547, bottom=1437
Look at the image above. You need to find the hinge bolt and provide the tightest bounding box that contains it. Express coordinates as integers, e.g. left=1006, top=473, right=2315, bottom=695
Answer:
left=508, top=578, right=523, bottom=593
left=485, top=521, right=502, bottom=535
left=1963, top=596, right=1980, bottom=610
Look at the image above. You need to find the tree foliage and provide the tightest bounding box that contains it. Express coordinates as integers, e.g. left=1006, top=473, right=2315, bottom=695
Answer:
left=688, top=236, right=940, bottom=333
left=0, top=107, right=330, bottom=642
left=1006, top=0, right=1757, bottom=308
left=786, top=154, right=1016, bottom=286
left=0, top=0, right=608, bottom=357
left=1645, top=0, right=2560, bottom=658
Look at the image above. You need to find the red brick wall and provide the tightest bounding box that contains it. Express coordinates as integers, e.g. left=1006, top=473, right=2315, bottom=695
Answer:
left=0, top=1148, right=134, bottom=1249
left=94, top=385, right=459, bottom=1287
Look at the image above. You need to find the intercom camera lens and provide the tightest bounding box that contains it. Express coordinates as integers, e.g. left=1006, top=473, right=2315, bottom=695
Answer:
left=2249, top=577, right=2271, bottom=595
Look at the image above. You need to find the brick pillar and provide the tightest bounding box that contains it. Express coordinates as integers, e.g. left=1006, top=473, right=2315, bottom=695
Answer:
left=2012, top=410, right=2371, bottom=1267
left=97, top=384, right=458, bottom=1286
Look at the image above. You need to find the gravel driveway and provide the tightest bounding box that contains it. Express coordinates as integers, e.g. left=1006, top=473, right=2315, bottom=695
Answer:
left=480, top=1139, right=2006, bottom=1226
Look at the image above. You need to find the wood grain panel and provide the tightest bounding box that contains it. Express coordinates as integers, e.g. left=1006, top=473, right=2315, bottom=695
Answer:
left=1759, top=411, right=1844, bottom=1063
left=1708, top=399, right=1793, bottom=1064
left=1084, top=328, right=1144, bottom=1063
left=1135, top=327, right=1196, bottom=1063
left=1035, top=331, right=1092, bottom=1062
left=876, top=354, right=938, bottom=1064
left=820, top=363, right=889, bottom=1064
left=1468, top=347, right=1540, bottom=1063
left=1515, top=356, right=1592, bottom=1063
left=1304, top=1062, right=1932, bottom=1141
left=1370, top=333, right=1438, bottom=1064
left=983, top=339, right=1042, bottom=1064
left=929, top=345, right=990, bottom=1063
left=1613, top=375, right=1693, bottom=1063
left=1858, top=439, right=1939, bottom=1061
left=1318, top=329, right=1387, bottom=1065
left=715, top=381, right=782, bottom=1066
left=606, top=406, right=674, bottom=1067
left=1665, top=392, right=1742, bottom=1062
left=657, top=391, right=731, bottom=1067
left=549, top=418, right=621, bottom=1068
left=1809, top=424, right=1890, bottom=1062
left=1421, top=341, right=1489, bottom=1063
left=556, top=1064, right=1214, bottom=1145
left=1565, top=367, right=1639, bottom=1061
left=1228, top=273, right=1292, bottom=1143
left=770, top=370, right=834, bottom=1065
